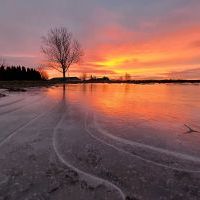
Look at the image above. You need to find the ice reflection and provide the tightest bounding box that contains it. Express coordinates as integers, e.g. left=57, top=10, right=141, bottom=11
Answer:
left=46, top=84, right=200, bottom=158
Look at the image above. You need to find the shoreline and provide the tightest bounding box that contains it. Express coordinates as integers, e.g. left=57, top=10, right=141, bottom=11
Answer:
left=0, top=79, right=199, bottom=98
left=0, top=79, right=200, bottom=89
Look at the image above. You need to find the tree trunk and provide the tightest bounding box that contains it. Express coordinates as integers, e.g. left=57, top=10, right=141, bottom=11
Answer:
left=63, top=69, right=66, bottom=80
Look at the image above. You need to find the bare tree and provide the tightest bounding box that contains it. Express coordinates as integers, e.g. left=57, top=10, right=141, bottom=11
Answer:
left=0, top=56, right=6, bottom=66
left=41, top=27, right=83, bottom=79
left=37, top=66, right=49, bottom=80
left=81, top=72, right=87, bottom=81
left=125, top=73, right=131, bottom=81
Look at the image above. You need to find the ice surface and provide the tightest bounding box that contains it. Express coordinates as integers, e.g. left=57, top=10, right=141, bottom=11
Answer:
left=0, top=84, right=200, bottom=200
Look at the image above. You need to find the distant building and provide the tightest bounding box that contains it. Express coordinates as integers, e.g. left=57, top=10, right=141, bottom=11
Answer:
left=50, top=77, right=81, bottom=82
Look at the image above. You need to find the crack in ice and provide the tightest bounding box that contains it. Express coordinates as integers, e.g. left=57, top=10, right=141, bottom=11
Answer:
left=85, top=112, right=200, bottom=173
left=52, top=110, right=126, bottom=200
left=0, top=100, right=60, bottom=148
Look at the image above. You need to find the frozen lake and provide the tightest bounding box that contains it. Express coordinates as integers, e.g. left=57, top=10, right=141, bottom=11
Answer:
left=0, top=84, right=200, bottom=200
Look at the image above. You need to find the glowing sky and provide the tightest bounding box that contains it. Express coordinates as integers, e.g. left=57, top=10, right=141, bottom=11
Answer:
left=1, top=0, right=200, bottom=79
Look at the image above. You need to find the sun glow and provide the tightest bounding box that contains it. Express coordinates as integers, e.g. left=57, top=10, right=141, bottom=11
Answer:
left=91, top=56, right=131, bottom=67
left=40, top=25, right=200, bottom=79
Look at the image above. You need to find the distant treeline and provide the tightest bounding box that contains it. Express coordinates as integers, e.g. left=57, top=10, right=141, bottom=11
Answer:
left=0, top=65, right=44, bottom=81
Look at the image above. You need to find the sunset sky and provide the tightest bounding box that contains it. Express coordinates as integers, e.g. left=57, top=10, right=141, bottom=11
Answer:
left=1, top=0, right=200, bottom=79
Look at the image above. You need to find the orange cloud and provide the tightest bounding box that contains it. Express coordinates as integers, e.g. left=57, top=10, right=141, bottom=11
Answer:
left=73, top=25, right=200, bottom=79
left=42, top=24, right=200, bottom=79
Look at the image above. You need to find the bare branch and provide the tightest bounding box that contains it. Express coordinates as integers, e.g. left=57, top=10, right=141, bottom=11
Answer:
left=41, top=27, right=83, bottom=79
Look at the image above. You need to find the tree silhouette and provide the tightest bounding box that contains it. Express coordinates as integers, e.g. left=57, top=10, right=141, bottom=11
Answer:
left=0, top=65, right=45, bottom=81
left=125, top=73, right=131, bottom=81
left=42, top=27, right=83, bottom=79
left=81, top=73, right=87, bottom=81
